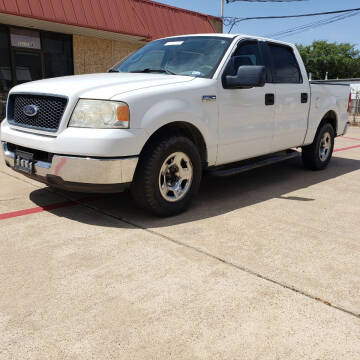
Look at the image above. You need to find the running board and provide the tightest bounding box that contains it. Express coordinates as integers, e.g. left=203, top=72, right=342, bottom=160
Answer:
left=208, top=150, right=299, bottom=177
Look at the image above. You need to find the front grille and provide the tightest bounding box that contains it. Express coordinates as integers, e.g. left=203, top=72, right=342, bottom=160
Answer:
left=7, top=94, right=68, bottom=132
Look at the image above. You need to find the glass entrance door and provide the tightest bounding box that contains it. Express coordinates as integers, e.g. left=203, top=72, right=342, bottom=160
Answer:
left=0, top=26, right=73, bottom=120
left=13, top=50, right=43, bottom=85
left=0, top=26, right=12, bottom=118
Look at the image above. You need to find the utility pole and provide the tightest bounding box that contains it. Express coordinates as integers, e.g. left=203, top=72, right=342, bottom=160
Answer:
left=221, top=0, right=224, bottom=32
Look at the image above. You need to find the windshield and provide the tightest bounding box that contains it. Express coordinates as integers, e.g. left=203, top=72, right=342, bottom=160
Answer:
left=111, top=36, right=233, bottom=78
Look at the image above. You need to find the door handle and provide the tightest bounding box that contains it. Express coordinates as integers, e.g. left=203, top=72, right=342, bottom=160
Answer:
left=301, top=93, right=308, bottom=103
left=265, top=93, right=275, bottom=106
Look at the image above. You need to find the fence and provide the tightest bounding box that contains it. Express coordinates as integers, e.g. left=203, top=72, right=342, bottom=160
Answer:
left=350, top=90, right=360, bottom=124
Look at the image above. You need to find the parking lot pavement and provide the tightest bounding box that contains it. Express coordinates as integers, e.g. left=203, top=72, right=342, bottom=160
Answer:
left=1, top=128, right=360, bottom=359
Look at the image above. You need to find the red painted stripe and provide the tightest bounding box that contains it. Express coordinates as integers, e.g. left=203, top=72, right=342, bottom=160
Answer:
left=0, top=200, right=77, bottom=220
left=1, top=141, right=360, bottom=222
left=341, top=136, right=360, bottom=142
left=0, top=195, right=101, bottom=221
left=334, top=144, right=360, bottom=153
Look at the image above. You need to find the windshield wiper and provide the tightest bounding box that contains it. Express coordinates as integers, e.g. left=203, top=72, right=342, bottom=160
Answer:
left=108, top=69, right=120, bottom=73
left=130, top=68, right=176, bottom=75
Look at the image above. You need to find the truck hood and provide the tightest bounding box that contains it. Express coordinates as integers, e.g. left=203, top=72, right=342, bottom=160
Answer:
left=10, top=73, right=195, bottom=99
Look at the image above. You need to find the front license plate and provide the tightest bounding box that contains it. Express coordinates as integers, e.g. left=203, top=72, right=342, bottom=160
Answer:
left=14, top=150, right=34, bottom=174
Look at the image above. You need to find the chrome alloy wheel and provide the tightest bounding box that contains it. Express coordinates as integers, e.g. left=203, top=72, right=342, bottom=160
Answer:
left=159, top=152, right=193, bottom=202
left=319, top=131, right=332, bottom=162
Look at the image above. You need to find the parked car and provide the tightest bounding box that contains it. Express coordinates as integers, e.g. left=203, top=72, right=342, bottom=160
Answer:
left=1, top=34, right=350, bottom=216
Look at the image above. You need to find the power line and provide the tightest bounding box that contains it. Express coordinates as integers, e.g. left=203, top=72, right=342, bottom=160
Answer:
left=227, top=0, right=308, bottom=2
left=224, top=7, right=360, bottom=32
left=267, top=10, right=360, bottom=39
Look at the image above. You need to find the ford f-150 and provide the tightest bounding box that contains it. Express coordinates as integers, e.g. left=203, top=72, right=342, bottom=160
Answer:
left=1, top=34, right=351, bottom=216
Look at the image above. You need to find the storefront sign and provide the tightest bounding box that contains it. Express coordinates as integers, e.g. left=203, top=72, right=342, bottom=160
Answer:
left=10, top=28, right=41, bottom=49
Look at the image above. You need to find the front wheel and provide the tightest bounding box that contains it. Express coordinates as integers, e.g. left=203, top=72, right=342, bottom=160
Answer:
left=302, top=123, right=335, bottom=170
left=131, top=136, right=202, bottom=216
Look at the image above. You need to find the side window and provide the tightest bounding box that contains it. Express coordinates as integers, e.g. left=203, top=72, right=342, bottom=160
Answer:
left=224, top=41, right=262, bottom=76
left=268, top=44, right=302, bottom=84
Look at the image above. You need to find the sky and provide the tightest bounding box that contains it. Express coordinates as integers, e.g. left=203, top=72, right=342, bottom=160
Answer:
left=156, top=0, right=360, bottom=47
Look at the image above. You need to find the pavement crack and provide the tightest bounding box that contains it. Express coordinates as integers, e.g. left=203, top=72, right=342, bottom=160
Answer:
left=40, top=190, right=360, bottom=321
left=0, top=197, right=21, bottom=201
left=0, top=169, right=43, bottom=189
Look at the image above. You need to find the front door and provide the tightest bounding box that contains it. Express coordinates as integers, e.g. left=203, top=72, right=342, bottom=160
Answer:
left=12, top=49, right=43, bottom=85
left=217, top=40, right=275, bottom=165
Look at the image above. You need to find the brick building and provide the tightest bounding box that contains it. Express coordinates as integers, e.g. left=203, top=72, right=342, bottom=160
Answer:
left=0, top=0, right=222, bottom=116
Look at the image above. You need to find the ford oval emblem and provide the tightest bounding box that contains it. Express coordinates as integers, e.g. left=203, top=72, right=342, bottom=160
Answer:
left=23, top=104, right=39, bottom=117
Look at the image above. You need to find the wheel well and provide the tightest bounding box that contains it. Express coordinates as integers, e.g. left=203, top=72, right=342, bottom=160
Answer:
left=140, top=122, right=207, bottom=166
left=320, top=110, right=338, bottom=134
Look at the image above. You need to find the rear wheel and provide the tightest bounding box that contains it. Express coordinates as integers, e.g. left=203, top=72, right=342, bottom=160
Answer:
left=131, top=136, right=202, bottom=216
left=302, top=122, right=335, bottom=170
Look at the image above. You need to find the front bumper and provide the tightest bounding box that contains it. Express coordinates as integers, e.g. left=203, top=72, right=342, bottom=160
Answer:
left=2, top=141, right=138, bottom=193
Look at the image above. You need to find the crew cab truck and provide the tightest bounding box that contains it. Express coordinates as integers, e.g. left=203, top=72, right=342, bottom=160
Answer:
left=1, top=34, right=350, bottom=216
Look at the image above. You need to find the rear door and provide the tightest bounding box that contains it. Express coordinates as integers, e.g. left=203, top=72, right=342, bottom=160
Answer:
left=265, top=42, right=310, bottom=151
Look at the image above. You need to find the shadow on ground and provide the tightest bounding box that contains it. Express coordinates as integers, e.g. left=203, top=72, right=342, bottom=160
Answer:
left=29, top=156, right=360, bottom=228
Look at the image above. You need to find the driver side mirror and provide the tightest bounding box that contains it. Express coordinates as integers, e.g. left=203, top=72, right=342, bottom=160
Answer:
left=224, top=65, right=266, bottom=89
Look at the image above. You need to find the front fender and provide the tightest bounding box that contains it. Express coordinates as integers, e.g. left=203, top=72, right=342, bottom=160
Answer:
left=136, top=98, right=218, bottom=165
left=112, top=78, right=219, bottom=164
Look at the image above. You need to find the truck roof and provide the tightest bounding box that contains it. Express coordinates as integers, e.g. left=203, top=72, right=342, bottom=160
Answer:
left=159, top=33, right=295, bottom=48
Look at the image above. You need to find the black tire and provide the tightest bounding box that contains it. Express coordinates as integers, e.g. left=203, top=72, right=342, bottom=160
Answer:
left=131, top=136, right=202, bottom=216
left=302, top=122, right=335, bottom=170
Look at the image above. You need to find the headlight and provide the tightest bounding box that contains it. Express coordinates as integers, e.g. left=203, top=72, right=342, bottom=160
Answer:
left=69, top=99, right=130, bottom=128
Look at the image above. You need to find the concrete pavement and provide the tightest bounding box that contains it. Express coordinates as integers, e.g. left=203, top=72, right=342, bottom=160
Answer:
left=1, top=128, right=360, bottom=359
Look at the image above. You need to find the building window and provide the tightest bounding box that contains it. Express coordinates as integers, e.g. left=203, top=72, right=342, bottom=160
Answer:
left=10, top=27, right=41, bottom=49
left=42, top=31, right=73, bottom=78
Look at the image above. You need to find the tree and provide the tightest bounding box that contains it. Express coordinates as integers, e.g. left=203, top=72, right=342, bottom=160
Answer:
left=296, top=41, right=360, bottom=80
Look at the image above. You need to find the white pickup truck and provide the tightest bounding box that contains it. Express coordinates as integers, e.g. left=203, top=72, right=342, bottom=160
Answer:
left=1, top=34, right=350, bottom=216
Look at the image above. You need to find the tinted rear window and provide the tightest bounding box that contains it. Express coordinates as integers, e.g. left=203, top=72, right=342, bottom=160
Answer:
left=268, top=44, right=302, bottom=84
